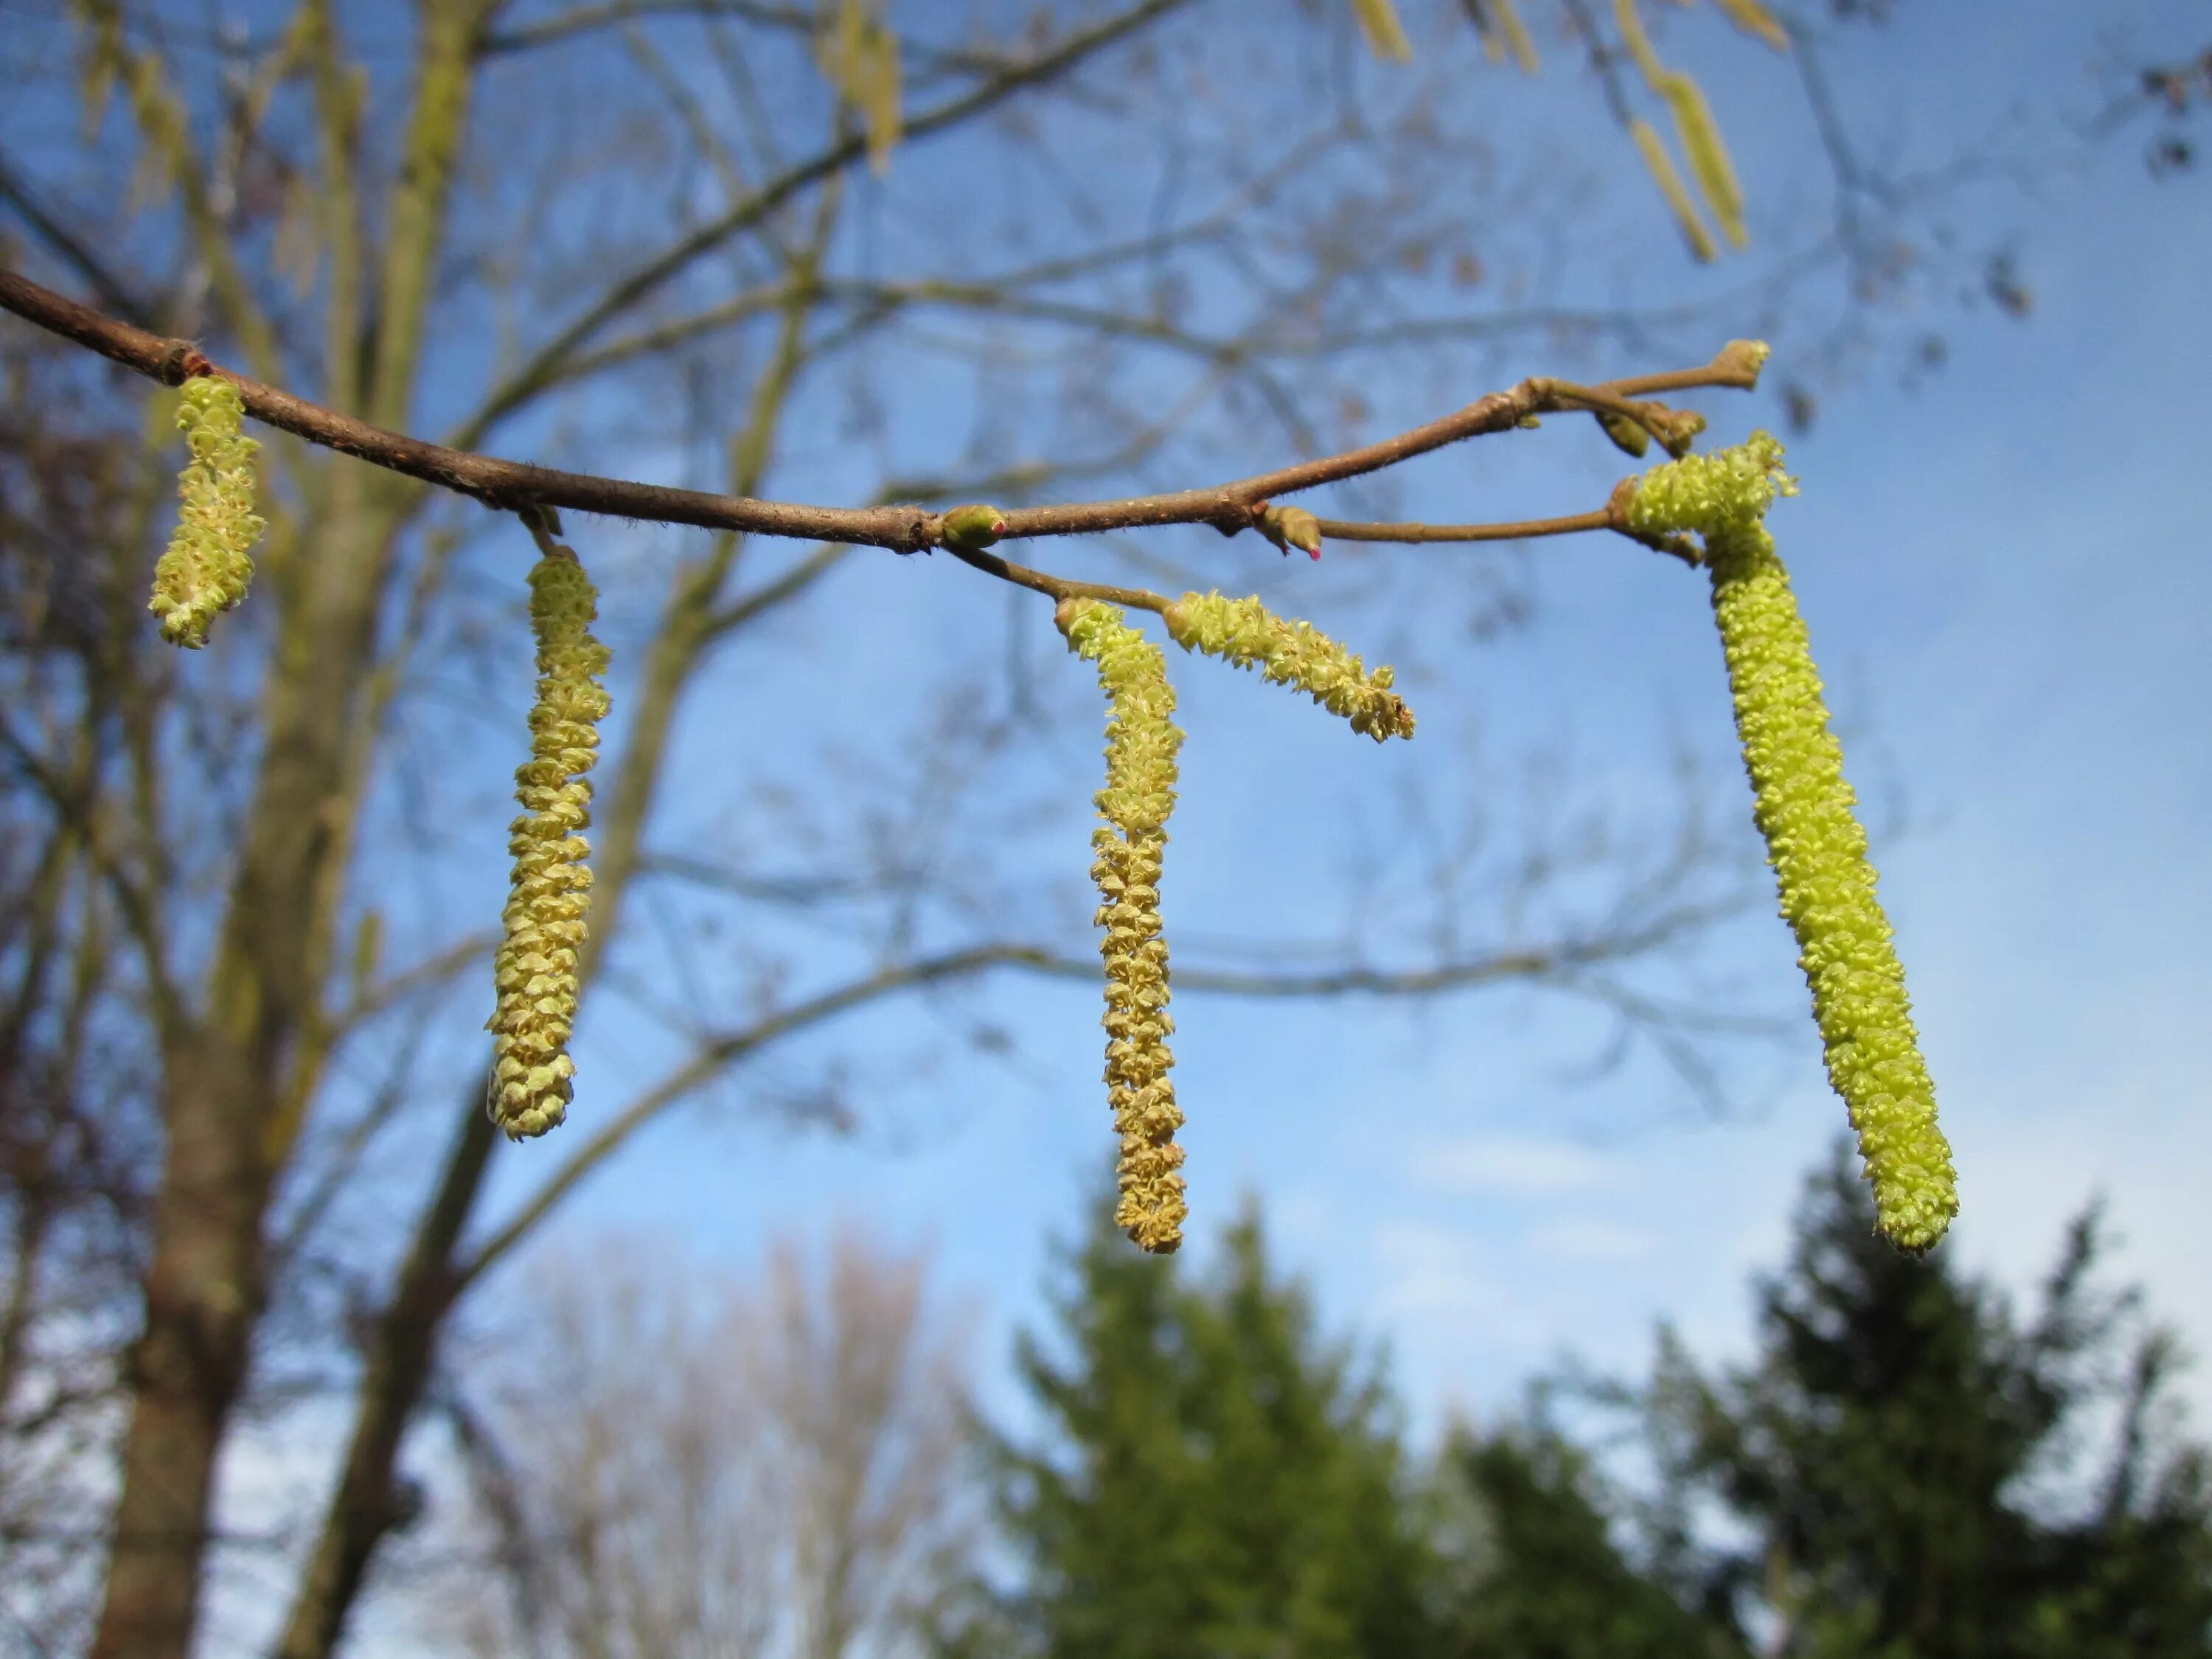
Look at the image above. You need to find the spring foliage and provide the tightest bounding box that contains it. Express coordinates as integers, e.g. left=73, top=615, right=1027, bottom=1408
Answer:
left=148, top=375, right=262, bottom=648
left=1628, top=434, right=1957, bottom=1252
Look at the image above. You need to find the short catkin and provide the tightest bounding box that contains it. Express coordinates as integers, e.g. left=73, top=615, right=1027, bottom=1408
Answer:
left=1163, top=591, right=1416, bottom=743
left=1057, top=599, right=1186, bottom=1253
left=1629, top=433, right=1958, bottom=1252
left=486, top=544, right=613, bottom=1139
left=149, top=376, right=264, bottom=649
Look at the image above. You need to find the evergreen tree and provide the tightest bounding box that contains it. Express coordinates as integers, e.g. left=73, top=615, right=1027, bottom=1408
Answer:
left=1434, top=1419, right=1749, bottom=1659
left=949, top=1197, right=1440, bottom=1658
left=1646, top=1141, right=2212, bottom=1656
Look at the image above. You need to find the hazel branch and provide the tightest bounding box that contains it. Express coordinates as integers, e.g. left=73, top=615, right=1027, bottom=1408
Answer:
left=0, top=265, right=1764, bottom=571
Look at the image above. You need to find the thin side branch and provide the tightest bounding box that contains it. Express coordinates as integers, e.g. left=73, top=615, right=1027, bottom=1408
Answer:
left=1318, top=507, right=1619, bottom=545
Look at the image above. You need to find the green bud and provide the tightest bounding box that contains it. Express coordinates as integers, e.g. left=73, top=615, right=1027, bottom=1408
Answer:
left=1257, top=504, right=1323, bottom=561
left=1715, top=338, right=1772, bottom=384
left=940, top=503, right=1009, bottom=549
left=1598, top=411, right=1651, bottom=458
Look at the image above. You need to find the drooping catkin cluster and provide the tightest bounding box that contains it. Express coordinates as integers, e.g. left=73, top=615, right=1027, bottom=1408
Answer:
left=1163, top=591, right=1416, bottom=743
left=1630, top=433, right=1958, bottom=1252
left=1057, top=599, right=1187, bottom=1253
left=149, top=376, right=264, bottom=649
left=486, top=545, right=613, bottom=1140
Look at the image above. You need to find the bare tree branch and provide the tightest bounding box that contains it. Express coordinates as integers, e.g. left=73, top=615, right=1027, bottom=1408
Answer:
left=0, top=268, right=1760, bottom=584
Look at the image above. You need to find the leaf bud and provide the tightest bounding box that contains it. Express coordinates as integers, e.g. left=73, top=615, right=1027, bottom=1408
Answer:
left=1257, top=504, right=1323, bottom=560
left=940, top=503, right=1009, bottom=549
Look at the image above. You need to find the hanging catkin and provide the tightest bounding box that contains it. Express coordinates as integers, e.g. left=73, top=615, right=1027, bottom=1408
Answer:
left=486, top=539, right=612, bottom=1139
left=1163, top=591, right=1416, bottom=742
left=1057, top=599, right=1187, bottom=1253
left=149, top=375, right=263, bottom=648
left=1629, top=434, right=1957, bottom=1251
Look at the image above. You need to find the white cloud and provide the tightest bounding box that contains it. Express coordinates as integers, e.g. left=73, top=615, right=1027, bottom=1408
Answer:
left=1527, top=1217, right=1657, bottom=1262
left=1371, top=1220, right=1503, bottom=1321
left=1408, top=1133, right=1623, bottom=1197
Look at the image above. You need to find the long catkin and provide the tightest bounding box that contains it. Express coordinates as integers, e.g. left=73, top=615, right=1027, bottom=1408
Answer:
left=487, top=545, right=612, bottom=1139
left=1059, top=599, right=1186, bottom=1253
left=1630, top=434, right=1957, bottom=1252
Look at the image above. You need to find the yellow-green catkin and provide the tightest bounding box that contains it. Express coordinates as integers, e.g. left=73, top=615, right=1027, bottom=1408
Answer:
left=1658, top=72, right=1748, bottom=249
left=1057, top=599, right=1186, bottom=1253
left=1712, top=0, right=1790, bottom=52
left=1163, top=591, right=1416, bottom=743
left=1629, top=433, right=1957, bottom=1252
left=1348, top=0, right=1413, bottom=63
left=1629, top=118, right=1717, bottom=264
left=148, top=376, right=263, bottom=648
left=486, top=546, right=613, bottom=1139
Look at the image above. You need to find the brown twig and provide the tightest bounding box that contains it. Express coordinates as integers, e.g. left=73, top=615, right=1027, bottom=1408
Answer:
left=939, top=544, right=1172, bottom=613
left=1317, top=507, right=1619, bottom=545
left=0, top=265, right=1760, bottom=586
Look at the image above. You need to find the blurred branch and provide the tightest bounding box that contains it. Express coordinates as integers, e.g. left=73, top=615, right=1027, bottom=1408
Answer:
left=699, top=542, right=852, bottom=639
left=456, top=0, right=1200, bottom=439
left=0, top=156, right=156, bottom=327
left=457, top=895, right=1758, bottom=1290
left=479, top=1, right=823, bottom=59
left=332, top=933, right=497, bottom=1035
left=72, top=1, right=290, bottom=392
left=0, top=718, right=181, bottom=1042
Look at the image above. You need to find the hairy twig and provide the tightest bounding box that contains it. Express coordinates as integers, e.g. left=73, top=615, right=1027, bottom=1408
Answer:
left=0, top=267, right=1761, bottom=608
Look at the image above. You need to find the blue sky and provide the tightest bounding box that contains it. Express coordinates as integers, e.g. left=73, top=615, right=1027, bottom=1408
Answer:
left=434, top=0, right=2212, bottom=1459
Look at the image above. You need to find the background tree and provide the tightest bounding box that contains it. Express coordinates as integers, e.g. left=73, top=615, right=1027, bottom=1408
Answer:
left=0, top=1, right=2199, bottom=1655
left=949, top=1196, right=1439, bottom=1658
left=1638, top=1143, right=2212, bottom=1655
left=954, top=1151, right=2212, bottom=1659
left=418, top=1226, right=974, bottom=1659
left=1434, top=1419, right=1745, bottom=1659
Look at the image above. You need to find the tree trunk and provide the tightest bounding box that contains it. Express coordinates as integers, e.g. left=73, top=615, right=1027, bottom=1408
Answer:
left=90, top=1036, right=271, bottom=1659
left=264, top=581, right=715, bottom=1656
left=87, top=1, right=494, bottom=1632
left=91, top=498, right=397, bottom=1657
left=271, top=1101, right=492, bottom=1659
left=266, top=452, right=751, bottom=1659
